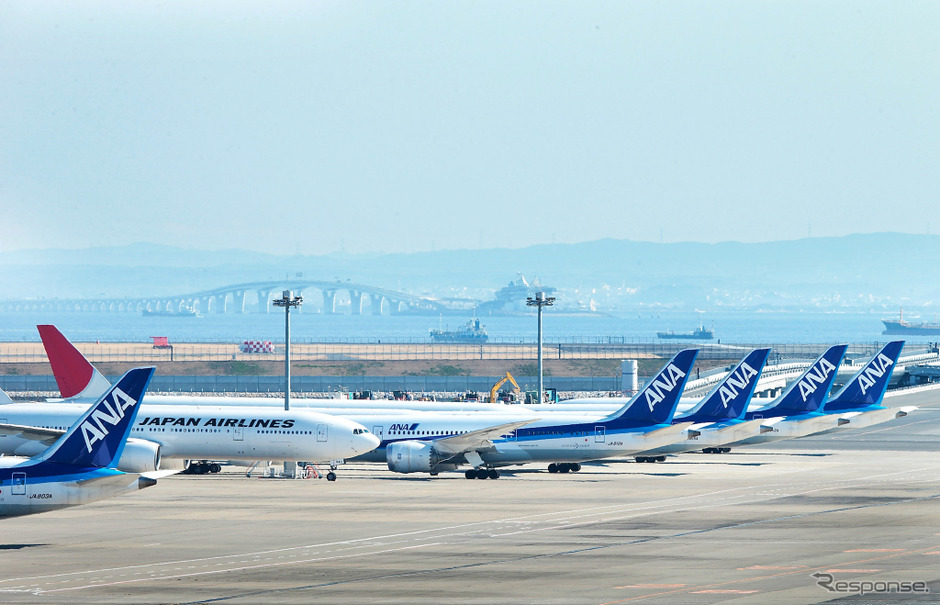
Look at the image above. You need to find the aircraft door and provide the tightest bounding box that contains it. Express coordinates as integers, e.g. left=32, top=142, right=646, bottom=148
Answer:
left=372, top=426, right=384, bottom=441
left=234, top=427, right=244, bottom=441
left=594, top=426, right=606, bottom=443
left=11, top=472, right=26, bottom=496
left=317, top=424, right=328, bottom=442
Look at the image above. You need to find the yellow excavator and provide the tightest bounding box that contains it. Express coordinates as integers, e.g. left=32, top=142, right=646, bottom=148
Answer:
left=489, top=372, right=522, bottom=403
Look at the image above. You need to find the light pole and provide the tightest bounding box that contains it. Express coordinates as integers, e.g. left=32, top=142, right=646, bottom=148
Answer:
left=526, top=291, right=555, bottom=403
left=272, top=289, right=303, bottom=411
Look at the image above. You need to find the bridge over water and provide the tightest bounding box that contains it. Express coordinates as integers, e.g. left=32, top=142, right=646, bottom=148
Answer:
left=0, top=280, right=480, bottom=316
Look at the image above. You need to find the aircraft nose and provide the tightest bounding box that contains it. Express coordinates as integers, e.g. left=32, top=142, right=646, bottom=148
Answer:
left=359, top=432, right=381, bottom=454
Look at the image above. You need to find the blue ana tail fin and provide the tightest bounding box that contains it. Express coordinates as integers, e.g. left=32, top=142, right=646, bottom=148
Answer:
left=41, top=367, right=155, bottom=468
left=607, top=349, right=698, bottom=428
left=749, top=345, right=847, bottom=417
left=679, top=348, right=771, bottom=423
left=824, top=341, right=904, bottom=411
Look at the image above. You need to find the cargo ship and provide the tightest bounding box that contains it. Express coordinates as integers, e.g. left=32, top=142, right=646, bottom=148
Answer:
left=429, top=318, right=488, bottom=343
left=657, top=324, right=714, bottom=340
left=882, top=308, right=940, bottom=335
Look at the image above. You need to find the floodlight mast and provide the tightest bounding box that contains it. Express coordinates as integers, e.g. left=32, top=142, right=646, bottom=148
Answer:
left=525, top=291, right=555, bottom=403
left=272, top=290, right=303, bottom=411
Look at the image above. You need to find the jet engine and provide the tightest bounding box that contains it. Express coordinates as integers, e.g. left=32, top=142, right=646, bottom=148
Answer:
left=115, top=438, right=162, bottom=473
left=386, top=441, right=458, bottom=474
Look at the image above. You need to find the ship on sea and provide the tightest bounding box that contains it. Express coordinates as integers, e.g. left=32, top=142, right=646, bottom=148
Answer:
left=429, top=318, right=488, bottom=343
left=476, top=275, right=557, bottom=316
left=657, top=324, right=715, bottom=340
left=882, top=308, right=940, bottom=335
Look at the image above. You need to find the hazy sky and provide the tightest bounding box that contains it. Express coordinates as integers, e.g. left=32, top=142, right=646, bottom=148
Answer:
left=1, top=1, right=937, bottom=255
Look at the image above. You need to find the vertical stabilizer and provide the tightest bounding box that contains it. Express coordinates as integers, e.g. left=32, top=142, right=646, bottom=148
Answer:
left=606, top=349, right=698, bottom=428
left=824, top=341, right=904, bottom=411
left=679, top=348, right=771, bottom=423
left=746, top=344, right=847, bottom=418
left=38, top=325, right=111, bottom=400
left=41, top=367, right=155, bottom=468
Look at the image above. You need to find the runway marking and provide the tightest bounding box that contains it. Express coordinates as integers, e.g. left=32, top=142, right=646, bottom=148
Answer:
left=737, top=565, right=807, bottom=570
left=4, top=467, right=940, bottom=598
left=39, top=543, right=443, bottom=594
left=599, top=544, right=940, bottom=604
left=924, top=551, right=940, bottom=555
left=844, top=548, right=904, bottom=552
left=691, top=589, right=758, bottom=594
left=615, top=584, right=687, bottom=589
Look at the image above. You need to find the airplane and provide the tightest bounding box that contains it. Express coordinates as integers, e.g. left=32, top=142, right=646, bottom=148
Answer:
left=631, top=347, right=772, bottom=462
left=0, top=398, right=380, bottom=481
left=0, top=367, right=162, bottom=518
left=33, top=327, right=701, bottom=479
left=816, top=340, right=915, bottom=431
left=720, top=344, right=849, bottom=448
left=0, top=328, right=381, bottom=480
left=383, top=349, right=700, bottom=478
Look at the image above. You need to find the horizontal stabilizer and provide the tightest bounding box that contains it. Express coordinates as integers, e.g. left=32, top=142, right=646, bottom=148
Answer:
left=72, top=472, right=141, bottom=489
left=824, top=341, right=904, bottom=412
left=642, top=421, right=695, bottom=440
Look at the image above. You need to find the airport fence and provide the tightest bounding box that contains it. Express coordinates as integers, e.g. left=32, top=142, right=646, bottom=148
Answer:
left=0, top=340, right=914, bottom=364
left=0, top=374, right=619, bottom=395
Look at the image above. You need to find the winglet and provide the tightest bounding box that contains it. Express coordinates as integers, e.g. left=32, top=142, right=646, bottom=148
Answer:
left=606, top=349, right=698, bottom=428
left=747, top=344, right=847, bottom=418
left=39, top=325, right=111, bottom=400
left=679, top=348, right=771, bottom=423
left=824, top=341, right=904, bottom=412
left=41, top=367, right=155, bottom=468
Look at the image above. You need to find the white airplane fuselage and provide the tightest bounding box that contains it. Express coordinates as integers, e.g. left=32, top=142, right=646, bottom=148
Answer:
left=0, top=403, right=380, bottom=466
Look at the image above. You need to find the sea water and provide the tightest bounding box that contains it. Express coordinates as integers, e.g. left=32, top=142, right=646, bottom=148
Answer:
left=0, top=308, right=914, bottom=345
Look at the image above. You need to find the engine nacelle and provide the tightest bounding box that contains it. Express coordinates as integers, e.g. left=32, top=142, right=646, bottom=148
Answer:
left=386, top=441, right=458, bottom=474
left=115, top=438, right=162, bottom=473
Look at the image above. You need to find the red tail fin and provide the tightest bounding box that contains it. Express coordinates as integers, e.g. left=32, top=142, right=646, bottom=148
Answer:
left=38, top=325, right=94, bottom=398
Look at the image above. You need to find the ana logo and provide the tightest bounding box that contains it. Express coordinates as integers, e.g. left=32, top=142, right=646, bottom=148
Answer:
left=644, top=364, right=686, bottom=411
left=80, top=387, right=138, bottom=453
left=858, top=353, right=893, bottom=395
left=718, top=362, right=758, bottom=408
left=798, top=358, right=837, bottom=402
left=389, top=423, right=419, bottom=432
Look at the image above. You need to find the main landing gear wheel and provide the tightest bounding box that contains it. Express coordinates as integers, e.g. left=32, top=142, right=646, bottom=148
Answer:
left=326, top=471, right=337, bottom=481
left=465, top=468, right=500, bottom=479
left=548, top=463, right=582, bottom=473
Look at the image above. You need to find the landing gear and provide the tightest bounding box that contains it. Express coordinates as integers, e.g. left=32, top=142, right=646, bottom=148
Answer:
left=547, top=463, right=582, bottom=473
left=464, top=468, right=501, bottom=479
left=634, top=456, right=666, bottom=463
left=702, top=448, right=732, bottom=454
left=326, top=471, right=337, bottom=481
left=183, top=461, right=222, bottom=475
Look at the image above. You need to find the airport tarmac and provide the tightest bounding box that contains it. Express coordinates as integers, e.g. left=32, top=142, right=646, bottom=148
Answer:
left=1, top=390, right=938, bottom=604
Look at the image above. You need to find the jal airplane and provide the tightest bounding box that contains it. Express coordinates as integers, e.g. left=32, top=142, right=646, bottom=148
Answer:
left=0, top=367, right=163, bottom=518
left=0, top=331, right=381, bottom=480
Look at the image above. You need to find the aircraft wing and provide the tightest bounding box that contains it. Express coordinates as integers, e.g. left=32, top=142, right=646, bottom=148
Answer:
left=0, top=423, right=64, bottom=446
left=431, top=420, right=536, bottom=457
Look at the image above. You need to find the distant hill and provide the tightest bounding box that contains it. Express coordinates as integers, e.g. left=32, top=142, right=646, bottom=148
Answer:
left=1, top=233, right=937, bottom=312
